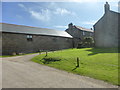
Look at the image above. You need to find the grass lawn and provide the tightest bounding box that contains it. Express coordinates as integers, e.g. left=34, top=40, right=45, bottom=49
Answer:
left=31, top=48, right=119, bottom=85
left=0, top=52, right=38, bottom=58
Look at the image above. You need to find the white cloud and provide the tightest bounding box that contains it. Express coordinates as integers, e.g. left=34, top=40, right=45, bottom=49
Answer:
left=112, top=3, right=119, bottom=7
left=54, top=25, right=68, bottom=29
left=18, top=3, right=51, bottom=22
left=18, top=4, right=27, bottom=10
left=68, top=0, right=119, bottom=2
left=82, top=20, right=97, bottom=25
left=17, top=3, right=76, bottom=22
left=16, top=15, right=23, bottom=18
left=54, top=8, right=76, bottom=16
left=67, top=0, right=98, bottom=2
left=105, top=0, right=119, bottom=2
left=29, top=9, right=51, bottom=22
left=18, top=4, right=24, bottom=8
left=3, top=0, right=120, bottom=2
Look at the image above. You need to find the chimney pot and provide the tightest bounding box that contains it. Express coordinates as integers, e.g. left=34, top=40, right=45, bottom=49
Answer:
left=104, top=2, right=110, bottom=13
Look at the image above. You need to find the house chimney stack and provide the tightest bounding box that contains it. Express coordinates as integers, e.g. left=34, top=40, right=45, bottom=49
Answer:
left=104, top=2, right=110, bottom=13
left=68, top=23, right=73, bottom=29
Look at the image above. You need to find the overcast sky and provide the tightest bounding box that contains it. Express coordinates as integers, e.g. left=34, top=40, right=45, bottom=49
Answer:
left=1, top=0, right=119, bottom=30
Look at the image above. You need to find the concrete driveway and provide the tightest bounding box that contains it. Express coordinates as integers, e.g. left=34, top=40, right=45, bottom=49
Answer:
left=1, top=53, right=118, bottom=88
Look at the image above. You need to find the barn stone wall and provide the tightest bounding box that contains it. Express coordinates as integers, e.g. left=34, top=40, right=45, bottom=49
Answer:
left=2, top=32, right=73, bottom=55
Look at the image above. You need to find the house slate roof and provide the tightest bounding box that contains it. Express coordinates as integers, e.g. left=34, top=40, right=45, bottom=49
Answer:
left=0, top=23, right=73, bottom=38
left=74, top=25, right=94, bottom=32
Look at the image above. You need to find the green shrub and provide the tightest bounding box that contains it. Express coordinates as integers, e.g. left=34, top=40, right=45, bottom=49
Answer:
left=77, top=37, right=94, bottom=48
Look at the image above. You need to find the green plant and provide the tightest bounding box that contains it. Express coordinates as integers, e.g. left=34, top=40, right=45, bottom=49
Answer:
left=78, top=37, right=94, bottom=48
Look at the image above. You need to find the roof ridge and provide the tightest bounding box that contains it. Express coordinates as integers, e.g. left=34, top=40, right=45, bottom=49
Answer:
left=75, top=25, right=90, bottom=29
left=74, top=25, right=93, bottom=32
left=1, top=23, right=73, bottom=38
left=0, top=23, right=62, bottom=32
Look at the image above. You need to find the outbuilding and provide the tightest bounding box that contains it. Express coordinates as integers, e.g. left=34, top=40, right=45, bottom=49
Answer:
left=1, top=23, right=73, bottom=55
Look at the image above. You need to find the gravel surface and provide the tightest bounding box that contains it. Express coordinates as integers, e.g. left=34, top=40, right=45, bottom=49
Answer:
left=1, top=53, right=118, bottom=88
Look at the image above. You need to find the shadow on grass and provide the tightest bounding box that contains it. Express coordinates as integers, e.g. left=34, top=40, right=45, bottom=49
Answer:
left=85, top=48, right=118, bottom=56
left=42, top=57, right=61, bottom=64
left=72, top=66, right=78, bottom=71
left=72, top=64, right=80, bottom=71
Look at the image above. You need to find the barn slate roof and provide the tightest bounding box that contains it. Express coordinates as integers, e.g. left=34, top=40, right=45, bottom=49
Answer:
left=0, top=23, right=73, bottom=38
left=74, top=26, right=94, bottom=32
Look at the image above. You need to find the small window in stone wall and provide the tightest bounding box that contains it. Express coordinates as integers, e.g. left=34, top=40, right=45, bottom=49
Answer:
left=83, top=31, right=85, bottom=36
left=27, top=35, right=33, bottom=41
left=66, top=38, right=70, bottom=42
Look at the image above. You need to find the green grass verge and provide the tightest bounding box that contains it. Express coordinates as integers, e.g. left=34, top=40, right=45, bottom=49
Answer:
left=31, top=48, right=119, bottom=85
left=0, top=52, right=38, bottom=58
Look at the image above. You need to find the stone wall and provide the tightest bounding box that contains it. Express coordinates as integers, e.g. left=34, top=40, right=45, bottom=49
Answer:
left=94, top=11, right=119, bottom=47
left=2, top=32, right=73, bottom=55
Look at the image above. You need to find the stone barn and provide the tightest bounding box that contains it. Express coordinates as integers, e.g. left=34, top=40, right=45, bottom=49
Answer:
left=66, top=23, right=94, bottom=48
left=94, top=2, right=120, bottom=47
left=1, top=23, right=73, bottom=55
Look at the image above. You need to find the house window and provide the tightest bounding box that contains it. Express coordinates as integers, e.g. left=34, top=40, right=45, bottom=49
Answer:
left=90, top=33, right=92, bottom=36
left=83, top=31, right=85, bottom=35
left=53, top=38, right=57, bottom=42
left=27, top=35, right=33, bottom=41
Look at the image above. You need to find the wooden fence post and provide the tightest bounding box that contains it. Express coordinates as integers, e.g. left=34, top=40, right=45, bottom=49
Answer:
left=45, top=51, right=48, bottom=56
left=39, top=50, right=41, bottom=55
left=76, top=57, right=80, bottom=67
